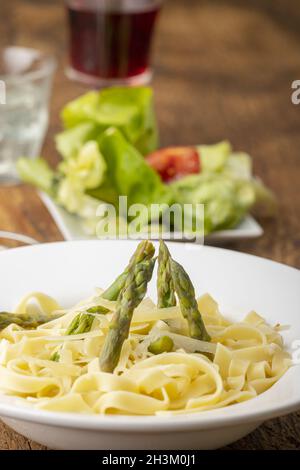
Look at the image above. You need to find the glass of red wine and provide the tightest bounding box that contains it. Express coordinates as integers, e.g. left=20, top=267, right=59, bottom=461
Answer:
left=65, top=0, right=163, bottom=86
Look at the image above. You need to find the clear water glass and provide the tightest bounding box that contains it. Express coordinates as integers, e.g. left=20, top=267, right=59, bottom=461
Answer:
left=0, top=47, right=56, bottom=184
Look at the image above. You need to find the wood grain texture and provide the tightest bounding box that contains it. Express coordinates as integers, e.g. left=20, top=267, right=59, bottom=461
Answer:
left=0, top=0, right=299, bottom=450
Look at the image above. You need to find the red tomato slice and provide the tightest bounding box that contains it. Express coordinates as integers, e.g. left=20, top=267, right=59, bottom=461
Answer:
left=146, top=147, right=200, bottom=182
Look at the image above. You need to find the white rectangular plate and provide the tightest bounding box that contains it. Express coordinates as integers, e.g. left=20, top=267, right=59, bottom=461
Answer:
left=40, top=192, right=263, bottom=244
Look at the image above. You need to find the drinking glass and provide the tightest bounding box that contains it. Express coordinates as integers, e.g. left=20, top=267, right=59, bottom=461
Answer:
left=65, top=0, right=163, bottom=86
left=0, top=47, right=56, bottom=184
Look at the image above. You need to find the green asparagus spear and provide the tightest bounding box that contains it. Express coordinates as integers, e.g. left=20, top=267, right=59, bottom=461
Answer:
left=100, top=258, right=156, bottom=373
left=51, top=351, right=60, bottom=362
left=50, top=310, right=97, bottom=361
left=148, top=336, right=174, bottom=355
left=101, top=240, right=155, bottom=301
left=157, top=240, right=176, bottom=308
left=0, top=311, right=63, bottom=331
left=62, top=240, right=155, bottom=339
left=170, top=259, right=211, bottom=342
left=100, top=272, right=128, bottom=302
left=64, top=305, right=110, bottom=338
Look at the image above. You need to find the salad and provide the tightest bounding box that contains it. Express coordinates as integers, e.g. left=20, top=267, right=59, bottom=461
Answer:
left=17, top=86, right=276, bottom=236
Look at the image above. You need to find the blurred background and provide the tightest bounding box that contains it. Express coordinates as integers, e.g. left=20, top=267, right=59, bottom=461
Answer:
left=0, top=0, right=299, bottom=260
left=1, top=1, right=299, bottom=144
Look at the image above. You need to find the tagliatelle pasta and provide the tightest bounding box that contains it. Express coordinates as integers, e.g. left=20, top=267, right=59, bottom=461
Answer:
left=0, top=291, right=291, bottom=415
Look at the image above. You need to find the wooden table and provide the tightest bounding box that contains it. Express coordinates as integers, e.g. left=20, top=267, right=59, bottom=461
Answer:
left=0, top=0, right=300, bottom=450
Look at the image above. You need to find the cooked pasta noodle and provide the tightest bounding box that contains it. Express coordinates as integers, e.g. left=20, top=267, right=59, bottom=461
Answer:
left=0, top=291, right=291, bottom=415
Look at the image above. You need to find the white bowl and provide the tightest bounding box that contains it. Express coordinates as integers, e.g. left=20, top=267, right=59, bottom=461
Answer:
left=0, top=240, right=299, bottom=449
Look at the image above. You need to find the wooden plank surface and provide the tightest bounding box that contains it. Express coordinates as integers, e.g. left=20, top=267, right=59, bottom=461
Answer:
left=0, top=0, right=300, bottom=450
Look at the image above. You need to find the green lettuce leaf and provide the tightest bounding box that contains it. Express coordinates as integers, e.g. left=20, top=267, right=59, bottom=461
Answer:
left=223, top=152, right=252, bottom=180
left=171, top=173, right=256, bottom=231
left=55, top=122, right=100, bottom=160
left=61, top=91, right=99, bottom=128
left=59, top=141, right=107, bottom=191
left=198, top=141, right=232, bottom=172
left=198, top=142, right=252, bottom=180
left=251, top=179, right=277, bottom=217
left=16, top=158, right=56, bottom=194
left=55, top=177, right=100, bottom=216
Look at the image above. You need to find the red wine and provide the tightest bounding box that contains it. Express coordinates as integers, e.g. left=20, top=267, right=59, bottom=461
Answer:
left=67, top=0, right=160, bottom=81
